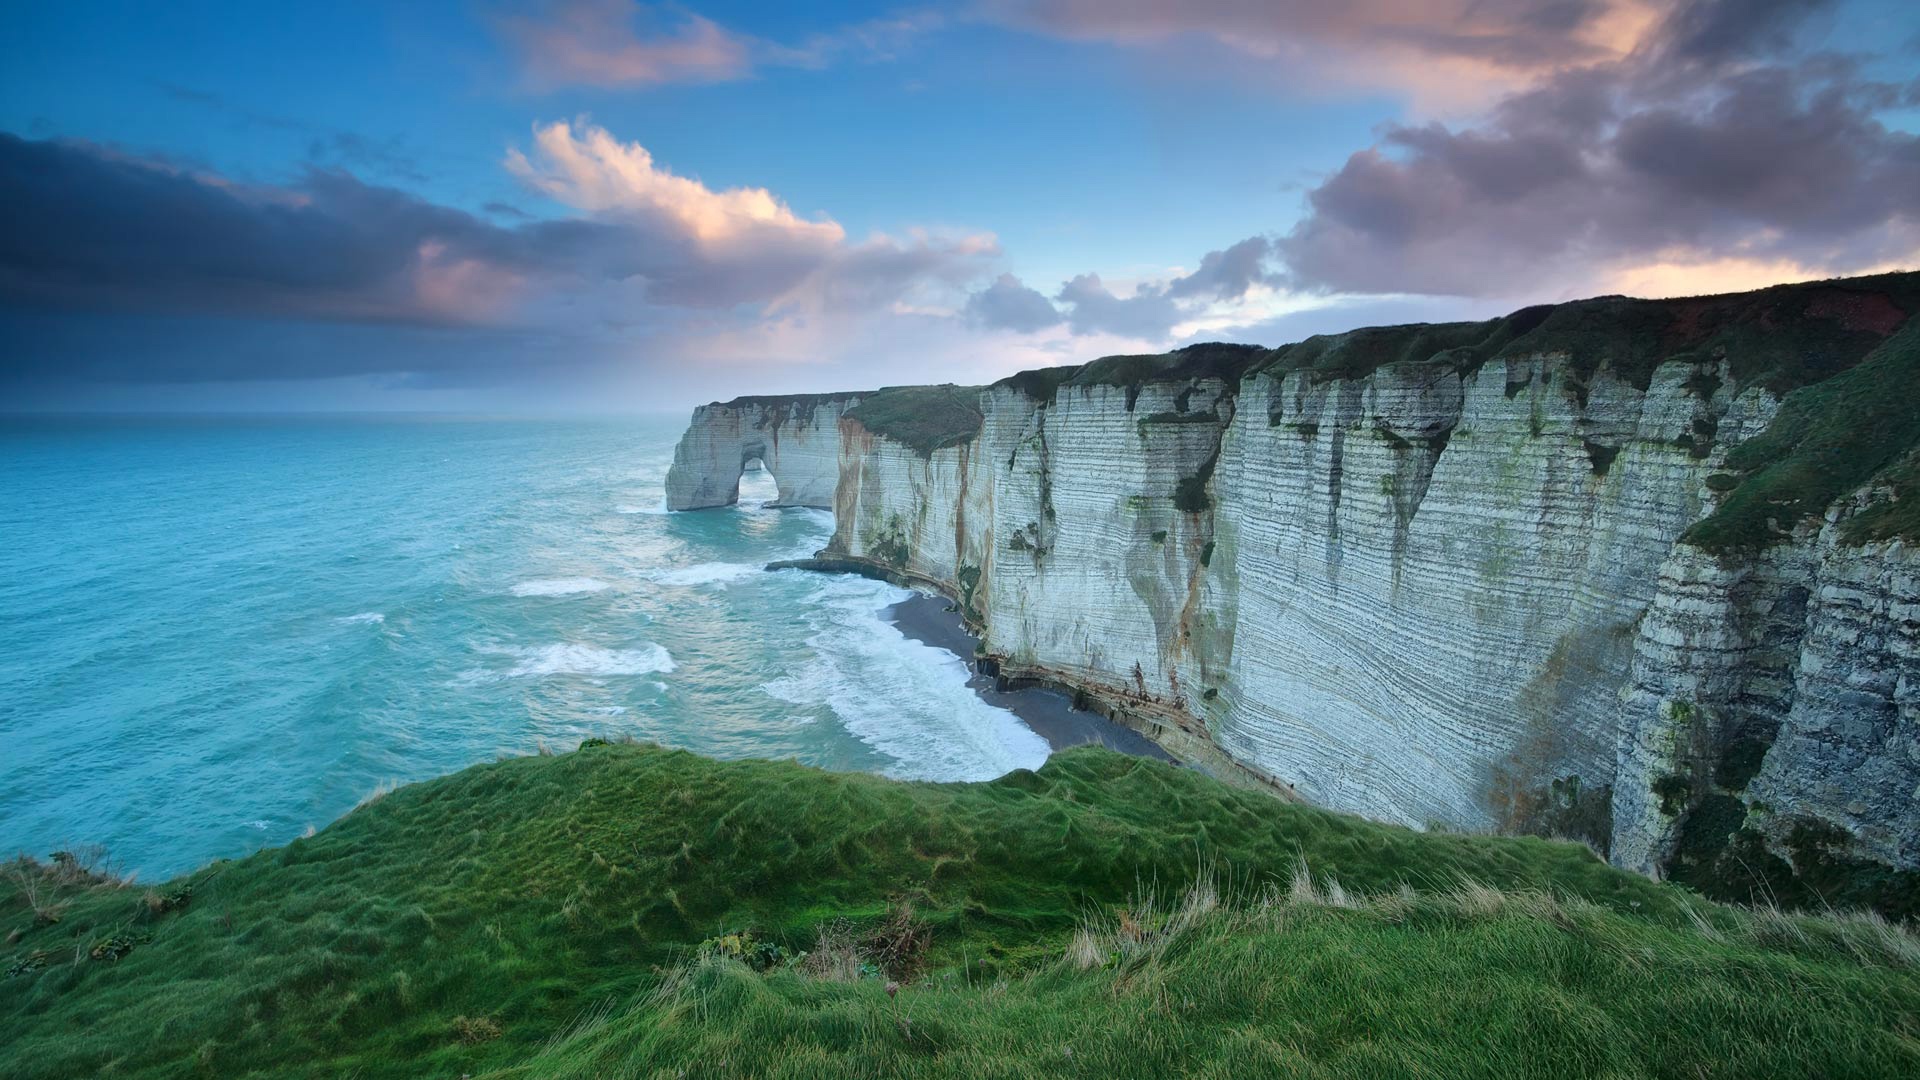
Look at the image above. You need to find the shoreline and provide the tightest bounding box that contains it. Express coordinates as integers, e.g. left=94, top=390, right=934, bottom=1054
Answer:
left=884, top=591, right=1174, bottom=762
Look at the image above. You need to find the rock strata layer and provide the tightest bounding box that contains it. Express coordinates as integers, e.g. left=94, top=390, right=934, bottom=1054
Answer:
left=668, top=276, right=1920, bottom=909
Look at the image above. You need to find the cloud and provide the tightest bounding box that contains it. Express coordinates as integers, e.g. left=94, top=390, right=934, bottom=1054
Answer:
left=1274, top=0, right=1920, bottom=298
left=964, top=273, right=1064, bottom=332
left=1165, top=235, right=1273, bottom=300
left=980, top=0, right=1664, bottom=103
left=965, top=235, right=1281, bottom=341
left=491, top=1, right=943, bottom=90
left=503, top=119, right=846, bottom=306
left=1054, top=273, right=1183, bottom=340
left=0, top=124, right=994, bottom=387
left=504, top=120, right=994, bottom=310
left=0, top=133, right=520, bottom=327
left=492, top=2, right=751, bottom=88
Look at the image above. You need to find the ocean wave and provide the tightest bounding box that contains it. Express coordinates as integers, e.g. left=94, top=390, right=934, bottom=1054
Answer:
left=786, top=511, right=837, bottom=558
left=616, top=500, right=669, bottom=515
left=511, top=577, right=611, bottom=597
left=761, top=575, right=1049, bottom=781
left=336, top=612, right=386, bottom=624
left=490, top=642, right=677, bottom=678
left=648, top=562, right=761, bottom=588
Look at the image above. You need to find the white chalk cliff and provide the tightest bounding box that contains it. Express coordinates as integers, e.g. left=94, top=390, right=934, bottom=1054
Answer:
left=668, top=275, right=1920, bottom=906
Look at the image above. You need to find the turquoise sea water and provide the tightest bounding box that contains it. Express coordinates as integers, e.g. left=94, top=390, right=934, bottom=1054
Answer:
left=0, top=416, right=1048, bottom=879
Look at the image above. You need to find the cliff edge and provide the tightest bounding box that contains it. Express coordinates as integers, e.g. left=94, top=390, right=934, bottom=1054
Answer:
left=669, top=272, right=1920, bottom=915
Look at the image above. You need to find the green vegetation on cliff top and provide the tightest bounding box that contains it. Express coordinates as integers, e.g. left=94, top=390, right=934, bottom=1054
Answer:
left=1685, top=316, right=1920, bottom=552
left=844, top=384, right=985, bottom=456
left=995, top=272, right=1918, bottom=403
left=6, top=744, right=1917, bottom=1079
left=993, top=343, right=1268, bottom=405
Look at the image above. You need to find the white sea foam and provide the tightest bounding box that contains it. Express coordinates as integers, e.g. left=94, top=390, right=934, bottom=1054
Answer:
left=649, top=562, right=761, bottom=588
left=760, top=575, right=1049, bottom=781
left=337, top=612, right=385, bottom=624
left=511, top=577, right=611, bottom=597
left=617, top=500, right=669, bottom=515
left=492, top=642, right=677, bottom=678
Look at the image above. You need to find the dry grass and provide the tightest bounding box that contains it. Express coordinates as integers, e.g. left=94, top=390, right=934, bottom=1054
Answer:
left=1067, top=862, right=1920, bottom=981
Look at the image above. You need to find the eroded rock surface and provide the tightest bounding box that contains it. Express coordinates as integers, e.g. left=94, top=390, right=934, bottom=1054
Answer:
left=668, top=275, right=1920, bottom=906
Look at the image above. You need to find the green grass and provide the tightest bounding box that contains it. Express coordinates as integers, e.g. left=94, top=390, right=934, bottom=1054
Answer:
left=1251, top=272, right=1920, bottom=394
left=4, top=745, right=1915, bottom=1079
left=513, top=876, right=1920, bottom=1080
left=991, top=343, right=1269, bottom=408
left=1263, top=314, right=1536, bottom=385
left=1683, top=317, right=1920, bottom=552
left=844, top=385, right=985, bottom=456
left=1844, top=447, right=1920, bottom=545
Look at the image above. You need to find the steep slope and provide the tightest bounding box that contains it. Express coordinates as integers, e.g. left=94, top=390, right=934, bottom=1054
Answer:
left=670, top=271, right=1920, bottom=912
left=5, top=745, right=1916, bottom=1080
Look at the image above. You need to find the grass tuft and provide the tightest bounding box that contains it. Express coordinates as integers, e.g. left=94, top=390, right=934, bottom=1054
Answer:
left=3, top=744, right=1916, bottom=1079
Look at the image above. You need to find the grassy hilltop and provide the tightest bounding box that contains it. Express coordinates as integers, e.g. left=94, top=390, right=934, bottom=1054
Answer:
left=4, top=744, right=1917, bottom=1079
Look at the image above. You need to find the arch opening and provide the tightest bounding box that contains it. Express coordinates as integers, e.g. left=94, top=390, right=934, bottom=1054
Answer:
left=737, top=455, right=779, bottom=507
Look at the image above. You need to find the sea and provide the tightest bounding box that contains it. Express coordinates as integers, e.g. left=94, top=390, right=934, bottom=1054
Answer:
left=0, top=415, right=1050, bottom=880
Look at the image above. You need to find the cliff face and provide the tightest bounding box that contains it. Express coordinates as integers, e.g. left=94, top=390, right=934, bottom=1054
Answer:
left=670, top=274, right=1920, bottom=910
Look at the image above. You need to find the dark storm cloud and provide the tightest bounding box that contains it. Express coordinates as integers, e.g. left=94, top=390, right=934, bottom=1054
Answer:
left=0, top=133, right=991, bottom=384
left=0, top=134, right=506, bottom=325
left=1275, top=0, right=1920, bottom=297
left=1650, top=0, right=1833, bottom=67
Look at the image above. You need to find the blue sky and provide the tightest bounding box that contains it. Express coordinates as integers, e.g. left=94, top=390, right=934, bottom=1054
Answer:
left=4, top=1, right=1918, bottom=411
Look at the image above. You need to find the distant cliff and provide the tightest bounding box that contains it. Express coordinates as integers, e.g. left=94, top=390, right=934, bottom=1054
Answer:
left=669, top=272, right=1920, bottom=914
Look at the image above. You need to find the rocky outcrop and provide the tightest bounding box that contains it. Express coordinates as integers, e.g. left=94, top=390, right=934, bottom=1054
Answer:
left=669, top=274, right=1920, bottom=912
left=665, top=393, right=859, bottom=510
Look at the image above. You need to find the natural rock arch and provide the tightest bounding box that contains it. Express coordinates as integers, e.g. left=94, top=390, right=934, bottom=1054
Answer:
left=664, top=394, right=858, bottom=511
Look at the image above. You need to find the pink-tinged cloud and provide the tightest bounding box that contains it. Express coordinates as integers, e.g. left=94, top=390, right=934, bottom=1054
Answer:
left=493, top=1, right=751, bottom=89
left=0, top=125, right=1001, bottom=388
left=506, top=120, right=844, bottom=247
left=504, top=120, right=996, bottom=311
left=1274, top=0, right=1920, bottom=300
left=980, top=0, right=1668, bottom=104
left=490, top=2, right=945, bottom=91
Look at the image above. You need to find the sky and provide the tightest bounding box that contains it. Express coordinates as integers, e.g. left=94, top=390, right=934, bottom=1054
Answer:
left=3, top=0, right=1919, bottom=412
